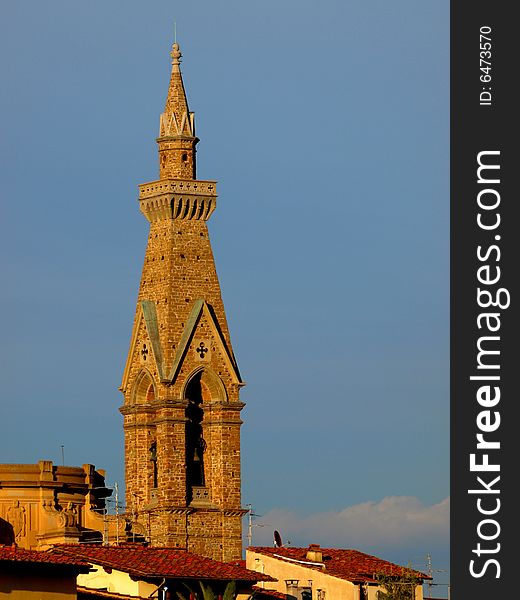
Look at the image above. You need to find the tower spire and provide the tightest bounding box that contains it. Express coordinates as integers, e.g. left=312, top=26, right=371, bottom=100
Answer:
left=158, top=41, right=197, bottom=179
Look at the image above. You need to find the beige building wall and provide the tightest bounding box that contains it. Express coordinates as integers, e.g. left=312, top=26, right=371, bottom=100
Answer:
left=77, top=565, right=157, bottom=598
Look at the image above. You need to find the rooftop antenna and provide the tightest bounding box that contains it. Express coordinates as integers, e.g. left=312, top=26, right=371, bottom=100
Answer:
left=114, top=482, right=120, bottom=545
left=60, top=445, right=65, bottom=466
left=425, top=553, right=448, bottom=599
left=246, top=504, right=268, bottom=547
left=247, top=504, right=258, bottom=546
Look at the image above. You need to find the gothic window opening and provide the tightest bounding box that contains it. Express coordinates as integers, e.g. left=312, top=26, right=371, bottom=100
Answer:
left=185, top=371, right=207, bottom=500
left=149, top=441, right=158, bottom=488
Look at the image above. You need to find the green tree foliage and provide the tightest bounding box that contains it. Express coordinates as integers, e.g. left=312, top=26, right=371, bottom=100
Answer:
left=176, top=579, right=256, bottom=600
left=375, top=568, right=422, bottom=600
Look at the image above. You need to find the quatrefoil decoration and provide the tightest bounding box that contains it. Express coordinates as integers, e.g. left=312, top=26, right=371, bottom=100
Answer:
left=140, top=343, right=149, bottom=363
left=196, top=342, right=208, bottom=359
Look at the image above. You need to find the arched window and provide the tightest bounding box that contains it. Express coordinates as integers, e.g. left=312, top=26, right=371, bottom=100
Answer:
left=184, top=368, right=226, bottom=503
left=132, top=370, right=156, bottom=404
left=185, top=371, right=208, bottom=492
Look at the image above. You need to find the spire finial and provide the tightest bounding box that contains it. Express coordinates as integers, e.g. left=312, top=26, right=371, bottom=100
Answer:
left=170, top=41, right=182, bottom=72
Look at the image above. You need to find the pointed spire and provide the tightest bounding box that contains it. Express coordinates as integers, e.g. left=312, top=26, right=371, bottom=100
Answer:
left=157, top=40, right=198, bottom=180
left=160, top=41, right=195, bottom=138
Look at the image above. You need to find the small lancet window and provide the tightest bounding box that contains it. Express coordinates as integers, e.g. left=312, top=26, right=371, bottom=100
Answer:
left=149, top=441, right=158, bottom=488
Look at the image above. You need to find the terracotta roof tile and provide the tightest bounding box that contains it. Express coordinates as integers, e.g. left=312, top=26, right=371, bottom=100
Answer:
left=230, top=559, right=247, bottom=569
left=0, top=545, right=90, bottom=569
left=53, top=544, right=274, bottom=582
left=77, top=586, right=147, bottom=599
left=248, top=546, right=430, bottom=584
left=252, top=585, right=287, bottom=598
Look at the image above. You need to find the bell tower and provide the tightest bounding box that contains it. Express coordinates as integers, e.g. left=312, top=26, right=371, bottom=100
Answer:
left=120, top=41, right=245, bottom=561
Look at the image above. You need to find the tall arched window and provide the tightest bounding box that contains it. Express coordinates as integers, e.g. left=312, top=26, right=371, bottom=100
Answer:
left=185, top=371, right=207, bottom=494
left=184, top=368, right=227, bottom=503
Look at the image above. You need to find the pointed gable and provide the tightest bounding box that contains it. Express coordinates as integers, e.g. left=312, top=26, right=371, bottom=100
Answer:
left=120, top=300, right=165, bottom=392
left=168, top=299, right=242, bottom=385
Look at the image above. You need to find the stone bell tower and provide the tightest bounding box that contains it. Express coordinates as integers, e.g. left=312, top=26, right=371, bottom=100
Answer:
left=120, top=41, right=245, bottom=562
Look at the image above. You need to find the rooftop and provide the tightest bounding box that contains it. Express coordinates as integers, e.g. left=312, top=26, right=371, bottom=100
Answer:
left=0, top=545, right=90, bottom=570
left=53, top=544, right=275, bottom=582
left=77, top=586, right=147, bottom=599
left=248, top=546, right=430, bottom=584
left=252, top=586, right=288, bottom=599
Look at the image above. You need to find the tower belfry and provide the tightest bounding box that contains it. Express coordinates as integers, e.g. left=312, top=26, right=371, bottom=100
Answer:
left=120, top=41, right=245, bottom=561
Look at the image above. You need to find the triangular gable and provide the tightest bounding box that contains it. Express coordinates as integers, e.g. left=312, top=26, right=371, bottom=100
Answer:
left=120, top=300, right=165, bottom=392
left=168, top=299, right=242, bottom=385
left=141, top=300, right=164, bottom=378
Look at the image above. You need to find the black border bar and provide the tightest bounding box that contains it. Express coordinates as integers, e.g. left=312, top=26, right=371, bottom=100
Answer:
left=451, top=3, right=516, bottom=598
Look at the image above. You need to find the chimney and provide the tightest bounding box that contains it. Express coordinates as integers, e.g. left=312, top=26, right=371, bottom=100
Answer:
left=306, top=544, right=323, bottom=563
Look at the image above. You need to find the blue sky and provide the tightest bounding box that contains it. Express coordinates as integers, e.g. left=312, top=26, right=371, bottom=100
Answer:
left=0, top=0, right=449, bottom=592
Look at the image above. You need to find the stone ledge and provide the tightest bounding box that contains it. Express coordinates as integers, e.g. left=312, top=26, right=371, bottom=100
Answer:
left=139, top=178, right=217, bottom=199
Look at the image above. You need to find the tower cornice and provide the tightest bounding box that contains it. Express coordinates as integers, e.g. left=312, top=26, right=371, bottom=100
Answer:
left=138, top=178, right=217, bottom=222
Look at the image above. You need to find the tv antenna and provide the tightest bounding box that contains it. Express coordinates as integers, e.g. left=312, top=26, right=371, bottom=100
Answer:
left=245, top=504, right=268, bottom=547
left=425, top=553, right=448, bottom=599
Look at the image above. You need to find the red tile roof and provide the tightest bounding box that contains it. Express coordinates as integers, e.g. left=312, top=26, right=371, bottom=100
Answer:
left=77, top=586, right=147, bottom=599
left=230, top=559, right=247, bottom=569
left=252, top=585, right=287, bottom=598
left=53, top=544, right=274, bottom=582
left=248, top=546, right=430, bottom=584
left=0, top=545, right=90, bottom=570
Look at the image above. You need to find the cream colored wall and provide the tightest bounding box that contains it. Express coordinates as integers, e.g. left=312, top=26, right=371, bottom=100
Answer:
left=77, top=564, right=157, bottom=597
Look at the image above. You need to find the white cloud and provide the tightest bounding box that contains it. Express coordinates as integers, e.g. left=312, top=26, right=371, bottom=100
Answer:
left=248, top=496, right=449, bottom=560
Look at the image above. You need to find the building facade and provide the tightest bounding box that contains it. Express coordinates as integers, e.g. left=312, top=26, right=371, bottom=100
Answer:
left=247, top=545, right=428, bottom=600
left=120, top=42, right=245, bottom=561
left=0, top=461, right=110, bottom=549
